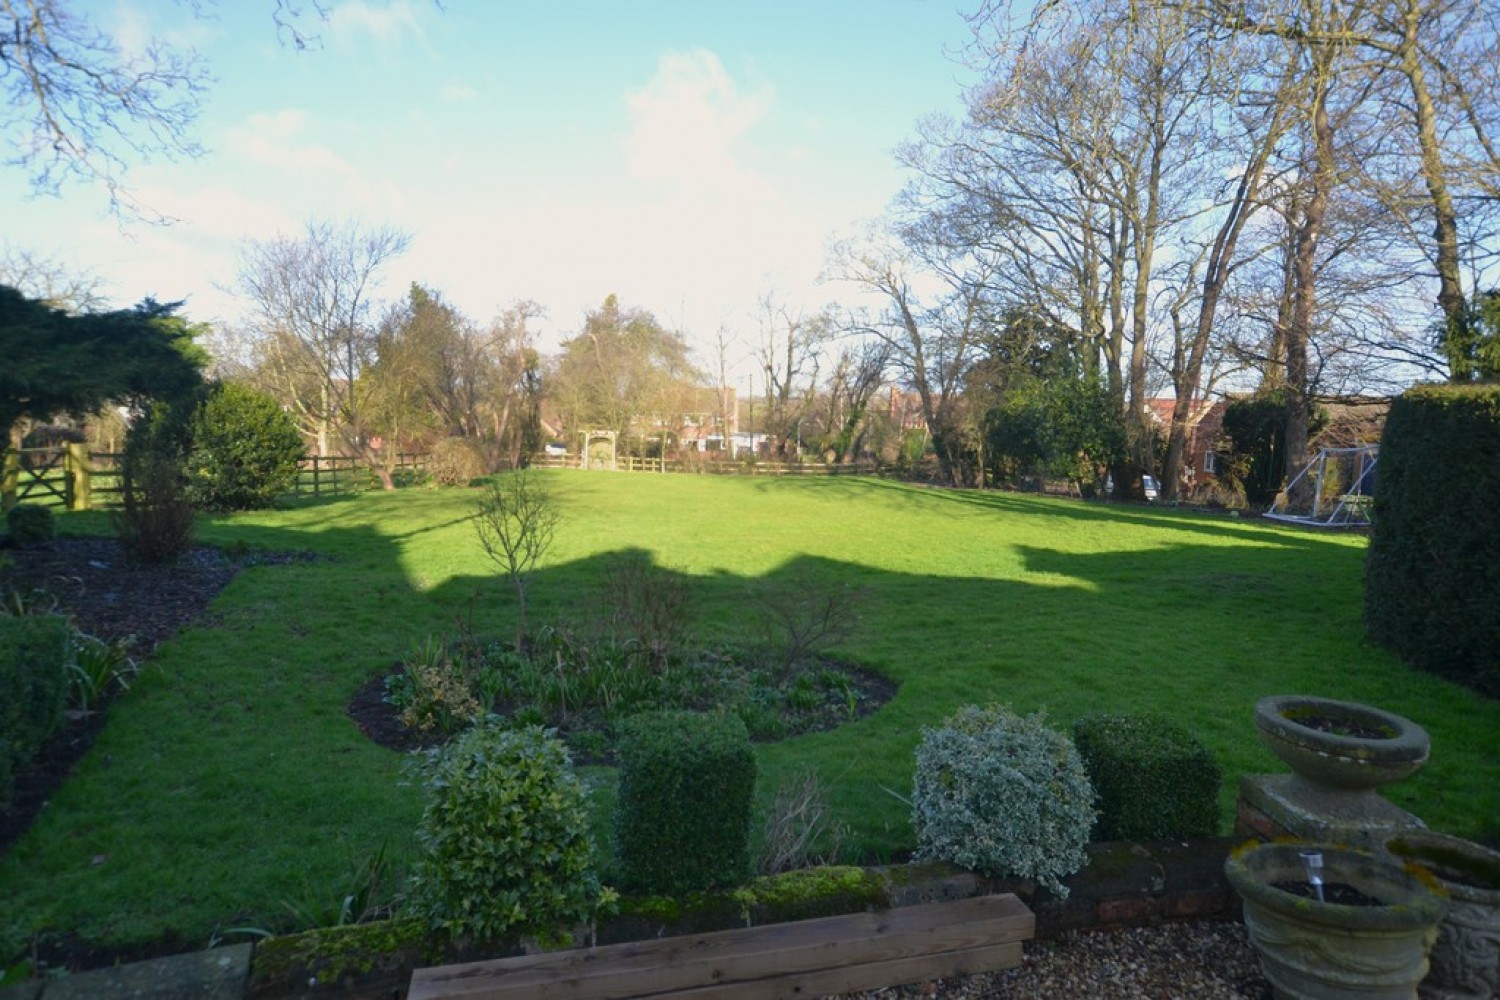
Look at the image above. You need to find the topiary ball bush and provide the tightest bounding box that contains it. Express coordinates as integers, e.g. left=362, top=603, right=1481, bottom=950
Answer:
left=911, top=704, right=1095, bottom=897
left=184, top=381, right=305, bottom=511
left=1073, top=712, right=1222, bottom=842
left=615, top=710, right=756, bottom=895
left=5, top=503, right=56, bottom=547
left=408, top=723, right=603, bottom=943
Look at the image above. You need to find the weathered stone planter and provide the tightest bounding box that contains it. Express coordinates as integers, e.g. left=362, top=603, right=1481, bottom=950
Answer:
left=1240, top=696, right=1432, bottom=848
left=1383, top=830, right=1500, bottom=1000
left=1255, top=695, right=1430, bottom=793
left=1225, top=842, right=1446, bottom=1000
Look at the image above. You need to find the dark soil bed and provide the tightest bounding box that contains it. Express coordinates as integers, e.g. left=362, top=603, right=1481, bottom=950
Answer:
left=347, top=657, right=898, bottom=762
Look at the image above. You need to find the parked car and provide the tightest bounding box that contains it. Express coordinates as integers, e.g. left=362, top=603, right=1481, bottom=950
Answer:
left=1103, top=474, right=1160, bottom=501
left=543, top=442, right=567, bottom=457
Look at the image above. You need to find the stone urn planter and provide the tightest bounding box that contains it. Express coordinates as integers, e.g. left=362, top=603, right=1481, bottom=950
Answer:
left=1225, top=842, right=1446, bottom=999
left=1255, top=695, right=1430, bottom=793
left=1383, top=830, right=1500, bottom=1000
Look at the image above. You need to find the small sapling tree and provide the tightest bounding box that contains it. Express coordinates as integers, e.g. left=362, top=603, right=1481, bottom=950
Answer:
left=473, top=469, right=559, bottom=651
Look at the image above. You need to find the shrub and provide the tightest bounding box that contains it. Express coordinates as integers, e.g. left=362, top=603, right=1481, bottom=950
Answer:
left=113, top=449, right=196, bottom=563
left=383, top=636, right=484, bottom=737
left=5, top=504, right=55, bottom=547
left=1366, top=383, right=1500, bottom=697
left=426, top=437, right=489, bottom=487
left=1072, top=713, right=1222, bottom=842
left=615, top=710, right=756, bottom=894
left=0, top=614, right=72, bottom=807
left=113, top=404, right=196, bottom=563
left=755, top=767, right=847, bottom=876
left=911, top=704, right=1095, bottom=896
left=408, top=724, right=603, bottom=942
left=183, top=381, right=304, bottom=510
left=756, top=571, right=861, bottom=676
left=602, top=551, right=694, bottom=672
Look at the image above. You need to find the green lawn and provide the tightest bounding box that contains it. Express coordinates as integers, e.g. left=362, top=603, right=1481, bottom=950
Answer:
left=3, top=471, right=1496, bottom=958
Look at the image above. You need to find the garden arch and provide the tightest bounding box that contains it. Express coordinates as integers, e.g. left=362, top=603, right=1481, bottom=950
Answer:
left=580, top=430, right=618, bottom=470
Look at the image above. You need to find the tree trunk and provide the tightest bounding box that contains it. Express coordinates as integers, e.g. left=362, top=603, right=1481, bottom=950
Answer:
left=1285, top=65, right=1336, bottom=490
left=1396, top=0, right=1467, bottom=379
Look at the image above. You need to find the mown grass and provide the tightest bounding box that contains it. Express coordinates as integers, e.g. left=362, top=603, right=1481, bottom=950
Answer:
left=2, top=471, right=1496, bottom=959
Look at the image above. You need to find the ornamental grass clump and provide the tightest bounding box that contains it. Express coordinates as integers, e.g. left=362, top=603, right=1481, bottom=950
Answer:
left=408, top=724, right=604, bottom=943
left=911, top=704, right=1095, bottom=897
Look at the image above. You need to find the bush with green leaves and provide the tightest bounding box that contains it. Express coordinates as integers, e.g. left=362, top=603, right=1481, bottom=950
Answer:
left=0, top=614, right=72, bottom=807
left=1366, top=382, right=1500, bottom=697
left=1072, top=713, right=1221, bottom=842
left=382, top=636, right=485, bottom=737
left=426, top=437, right=489, bottom=487
left=407, top=723, right=603, bottom=942
left=183, top=381, right=304, bottom=511
left=911, top=704, right=1095, bottom=896
left=5, top=504, right=55, bottom=547
left=615, top=710, right=756, bottom=894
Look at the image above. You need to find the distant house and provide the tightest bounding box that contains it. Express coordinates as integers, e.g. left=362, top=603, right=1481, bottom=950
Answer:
left=674, top=385, right=738, bottom=454
left=1145, top=398, right=1229, bottom=487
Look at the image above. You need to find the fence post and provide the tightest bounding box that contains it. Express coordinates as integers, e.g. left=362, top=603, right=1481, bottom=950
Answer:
left=1, top=449, right=17, bottom=510
left=66, top=441, right=91, bottom=511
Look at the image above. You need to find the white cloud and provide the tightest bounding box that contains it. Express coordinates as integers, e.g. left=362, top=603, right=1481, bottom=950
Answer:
left=227, top=109, right=356, bottom=177
left=327, top=1, right=425, bottom=47
left=440, top=83, right=479, bottom=103
left=623, top=50, right=774, bottom=190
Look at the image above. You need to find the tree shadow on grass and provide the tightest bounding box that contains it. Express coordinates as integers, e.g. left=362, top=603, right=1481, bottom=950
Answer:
left=5, top=495, right=1497, bottom=976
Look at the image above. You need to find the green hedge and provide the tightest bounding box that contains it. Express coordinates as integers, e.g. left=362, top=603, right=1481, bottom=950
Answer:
left=1073, top=713, right=1222, bottom=842
left=5, top=504, right=56, bottom=547
left=1365, top=383, right=1500, bottom=696
left=614, top=711, right=755, bottom=895
left=0, top=615, right=72, bottom=807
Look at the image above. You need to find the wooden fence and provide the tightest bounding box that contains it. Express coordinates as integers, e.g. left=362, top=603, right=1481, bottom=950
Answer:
left=3, top=447, right=882, bottom=513
left=1, top=445, right=116, bottom=512
left=0, top=449, right=428, bottom=511
left=531, top=453, right=882, bottom=476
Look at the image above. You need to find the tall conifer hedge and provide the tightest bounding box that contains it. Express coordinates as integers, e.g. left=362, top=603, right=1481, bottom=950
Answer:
left=1365, top=383, right=1500, bottom=696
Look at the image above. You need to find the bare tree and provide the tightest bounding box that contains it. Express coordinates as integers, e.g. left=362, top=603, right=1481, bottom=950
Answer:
left=473, top=468, right=560, bottom=652
left=820, top=338, right=891, bottom=463
left=756, top=293, right=834, bottom=458
left=235, top=219, right=410, bottom=485
left=0, top=244, right=106, bottom=311
left=1, top=0, right=206, bottom=217
left=829, top=228, right=996, bottom=485
left=0, top=1, right=414, bottom=217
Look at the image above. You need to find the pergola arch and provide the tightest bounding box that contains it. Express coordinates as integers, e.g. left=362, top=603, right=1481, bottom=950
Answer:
left=580, top=430, right=618, bottom=470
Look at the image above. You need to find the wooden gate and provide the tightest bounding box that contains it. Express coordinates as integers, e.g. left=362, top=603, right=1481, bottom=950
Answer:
left=1, top=444, right=93, bottom=511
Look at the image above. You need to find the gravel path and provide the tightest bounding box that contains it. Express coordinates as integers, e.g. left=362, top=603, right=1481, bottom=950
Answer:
left=834, top=921, right=1272, bottom=999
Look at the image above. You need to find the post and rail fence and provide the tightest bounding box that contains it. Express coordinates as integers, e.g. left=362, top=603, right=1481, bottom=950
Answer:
left=2, top=446, right=883, bottom=513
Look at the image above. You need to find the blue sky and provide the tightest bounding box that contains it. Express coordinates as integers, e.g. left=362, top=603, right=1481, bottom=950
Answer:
left=4, top=0, right=985, bottom=370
